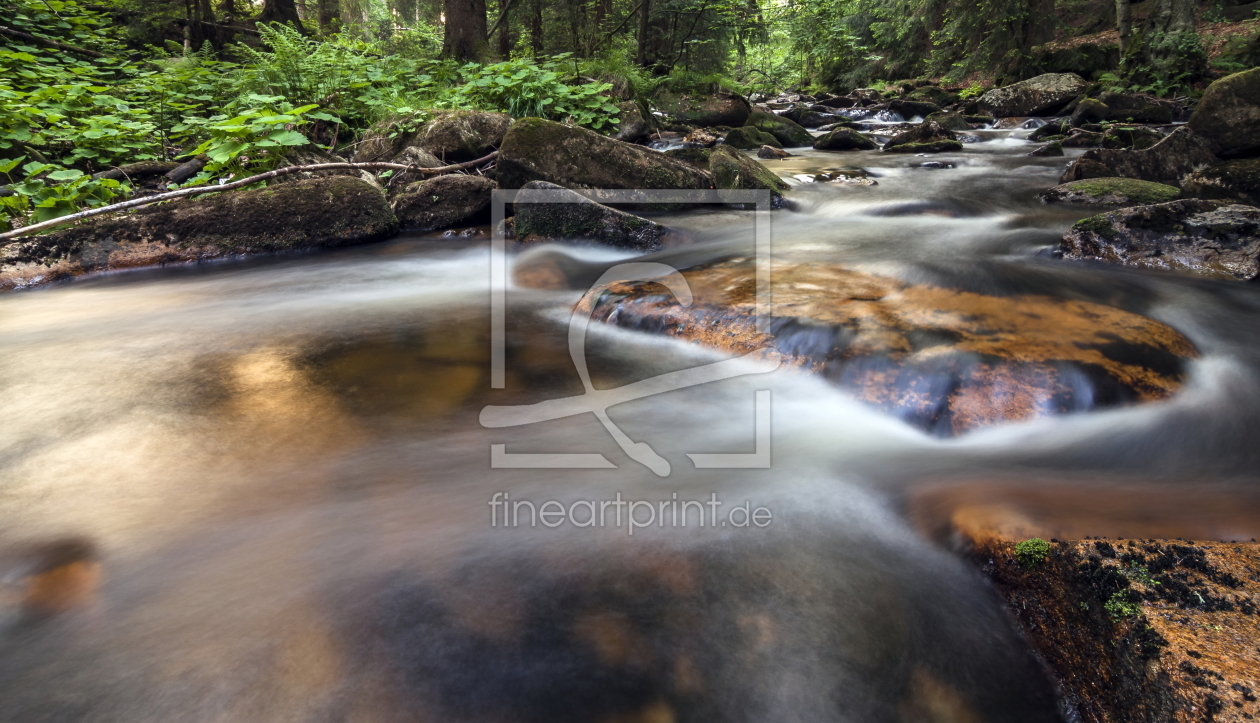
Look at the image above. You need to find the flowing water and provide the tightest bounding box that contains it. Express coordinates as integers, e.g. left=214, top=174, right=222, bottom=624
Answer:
left=1, top=125, right=1259, bottom=722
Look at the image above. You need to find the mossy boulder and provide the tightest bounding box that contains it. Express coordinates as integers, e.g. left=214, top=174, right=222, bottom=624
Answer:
left=1062, top=130, right=1104, bottom=148
left=723, top=126, right=781, bottom=150
left=709, top=145, right=790, bottom=199
left=512, top=181, right=667, bottom=251
left=883, top=120, right=958, bottom=152
left=1038, top=177, right=1180, bottom=205
left=906, top=85, right=959, bottom=106
left=1187, top=67, right=1260, bottom=159
left=1, top=176, right=398, bottom=291
left=887, top=99, right=942, bottom=120
left=663, top=147, right=713, bottom=168
left=1097, top=92, right=1175, bottom=124
left=1029, top=121, right=1067, bottom=141
left=654, top=92, right=751, bottom=128
left=924, top=112, right=972, bottom=131
left=392, top=174, right=496, bottom=232
left=977, top=73, right=1088, bottom=118
left=1028, top=141, right=1064, bottom=157
left=1059, top=199, right=1260, bottom=280
left=1181, top=158, right=1260, bottom=206
left=744, top=111, right=815, bottom=147
left=354, top=110, right=511, bottom=163
left=612, top=100, right=651, bottom=143
left=496, top=118, right=713, bottom=190
left=1069, top=98, right=1110, bottom=128
left=1101, top=126, right=1165, bottom=151
left=1059, top=127, right=1218, bottom=186
left=813, top=129, right=878, bottom=151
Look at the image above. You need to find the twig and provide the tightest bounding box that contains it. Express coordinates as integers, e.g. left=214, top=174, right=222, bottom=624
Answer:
left=0, top=153, right=498, bottom=243
left=0, top=24, right=107, bottom=58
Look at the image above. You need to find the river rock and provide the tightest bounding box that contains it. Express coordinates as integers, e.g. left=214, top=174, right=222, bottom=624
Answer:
left=1101, top=126, right=1165, bottom=151
left=496, top=118, right=713, bottom=190
left=392, top=174, right=496, bottom=232
left=757, top=145, right=791, bottom=159
left=354, top=111, right=511, bottom=163
left=924, top=112, right=973, bottom=131
left=1028, top=141, right=1064, bottom=157
left=1070, top=98, right=1110, bottom=128
left=744, top=111, right=815, bottom=147
left=977, top=73, right=1088, bottom=118
left=1062, top=130, right=1104, bottom=148
left=381, top=145, right=445, bottom=192
left=1059, top=199, right=1260, bottom=280
left=612, top=100, right=651, bottom=143
left=709, top=145, right=790, bottom=200
left=888, top=99, right=943, bottom=119
left=723, top=126, right=782, bottom=150
left=578, top=258, right=1198, bottom=436
left=1059, top=127, right=1218, bottom=186
left=1038, top=178, right=1180, bottom=205
left=1029, top=121, right=1067, bottom=141
left=1097, top=91, right=1175, bottom=124
left=663, top=147, right=712, bottom=167
left=817, top=96, right=857, bottom=109
left=813, top=129, right=878, bottom=151
left=883, top=121, right=962, bottom=153
left=511, top=181, right=667, bottom=250
left=655, top=92, right=751, bottom=128
left=1181, top=159, right=1260, bottom=206
left=1187, top=67, right=1260, bottom=159
left=0, top=176, right=398, bottom=291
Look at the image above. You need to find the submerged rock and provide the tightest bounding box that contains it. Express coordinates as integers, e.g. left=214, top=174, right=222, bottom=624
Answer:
left=1059, top=199, right=1260, bottom=280
left=512, top=181, right=667, bottom=250
left=1060, top=127, right=1218, bottom=186
left=1038, top=178, right=1180, bottom=206
left=757, top=145, right=791, bottom=159
left=393, top=174, right=496, bottom=232
left=496, top=118, right=713, bottom=190
left=1187, top=67, right=1260, bottom=159
left=578, top=259, right=1198, bottom=436
left=744, top=111, right=815, bottom=147
left=977, top=73, right=1088, bottom=118
left=1181, top=158, right=1260, bottom=206
left=884, top=140, right=964, bottom=154
left=1, top=176, right=399, bottom=291
left=813, top=129, right=878, bottom=151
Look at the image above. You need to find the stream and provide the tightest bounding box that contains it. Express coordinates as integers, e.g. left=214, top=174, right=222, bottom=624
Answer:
left=1, top=123, right=1259, bottom=722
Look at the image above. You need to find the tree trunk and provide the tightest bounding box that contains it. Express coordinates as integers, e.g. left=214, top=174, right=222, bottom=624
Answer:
left=497, top=0, right=512, bottom=57
left=636, top=0, right=650, bottom=65
left=258, top=0, right=305, bottom=29
left=317, top=0, right=340, bottom=33
left=592, top=0, right=609, bottom=54
left=1116, top=0, right=1131, bottom=58
left=1025, top=0, right=1055, bottom=48
left=530, top=0, right=543, bottom=54
left=443, top=0, right=488, bottom=60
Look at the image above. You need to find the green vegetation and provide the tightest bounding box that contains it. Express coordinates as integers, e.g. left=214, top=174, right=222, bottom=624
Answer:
left=1104, top=590, right=1144, bottom=620
left=1015, top=538, right=1051, bottom=568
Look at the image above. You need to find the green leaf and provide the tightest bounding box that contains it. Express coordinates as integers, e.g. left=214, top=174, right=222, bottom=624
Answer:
left=46, top=169, right=85, bottom=181
left=266, top=129, right=309, bottom=146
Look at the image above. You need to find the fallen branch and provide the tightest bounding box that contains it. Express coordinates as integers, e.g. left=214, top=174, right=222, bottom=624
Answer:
left=0, top=24, right=108, bottom=58
left=0, top=152, right=498, bottom=243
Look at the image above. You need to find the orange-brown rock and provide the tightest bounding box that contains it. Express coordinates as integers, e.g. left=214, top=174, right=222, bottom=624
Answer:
left=578, top=259, right=1199, bottom=435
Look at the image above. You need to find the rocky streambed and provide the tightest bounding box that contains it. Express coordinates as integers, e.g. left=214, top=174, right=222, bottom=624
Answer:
left=2, top=71, right=1260, bottom=723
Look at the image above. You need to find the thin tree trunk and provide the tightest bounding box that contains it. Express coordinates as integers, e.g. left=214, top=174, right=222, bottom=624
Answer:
left=592, top=0, right=609, bottom=55
left=498, top=0, right=512, bottom=57
left=317, top=0, right=340, bottom=33
left=637, top=0, right=650, bottom=65
left=1116, top=0, right=1131, bottom=58
left=530, top=0, right=543, bottom=54
left=443, top=0, right=488, bottom=60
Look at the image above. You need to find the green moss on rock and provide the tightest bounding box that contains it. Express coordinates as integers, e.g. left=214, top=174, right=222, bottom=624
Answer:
left=813, top=129, right=877, bottom=151
left=1187, top=67, right=1260, bottom=158
left=884, top=140, right=964, bottom=154
left=1181, top=159, right=1260, bottom=206
left=709, top=145, right=790, bottom=199
left=724, top=126, right=782, bottom=150
left=1039, top=177, right=1180, bottom=206
left=393, top=174, right=496, bottom=232
left=744, top=111, right=815, bottom=147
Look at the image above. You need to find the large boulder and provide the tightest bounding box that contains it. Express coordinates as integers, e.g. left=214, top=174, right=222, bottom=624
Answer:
left=1037, top=178, right=1180, bottom=206
left=924, top=112, right=973, bottom=131
left=887, top=99, right=942, bottom=120
left=611, top=100, right=651, bottom=143
left=1059, top=127, right=1218, bottom=186
left=1096, top=92, right=1175, bottom=124
left=354, top=110, right=511, bottom=163
left=708, top=145, right=790, bottom=202
left=1059, top=199, right=1260, bottom=280
left=977, top=73, right=1088, bottom=118
left=1181, top=158, right=1260, bottom=206
left=654, top=92, right=751, bottom=128
left=1101, top=126, right=1165, bottom=151
left=512, top=181, right=667, bottom=251
left=723, top=126, right=782, bottom=150
left=1, top=176, right=398, bottom=291
left=744, top=111, right=815, bottom=147
left=883, top=121, right=961, bottom=154
left=496, top=118, right=713, bottom=190
left=1187, top=68, right=1260, bottom=159
left=813, top=129, right=878, bottom=151
left=578, top=258, right=1198, bottom=436
left=392, top=174, right=496, bottom=232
